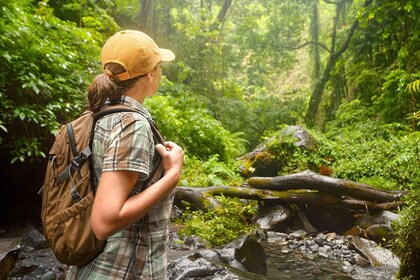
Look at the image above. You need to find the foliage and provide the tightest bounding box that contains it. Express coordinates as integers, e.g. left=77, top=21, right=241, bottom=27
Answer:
left=0, top=0, right=101, bottom=163
left=345, top=0, right=420, bottom=127
left=324, top=101, right=420, bottom=190
left=47, top=0, right=119, bottom=37
left=179, top=195, right=257, bottom=247
left=374, top=71, right=420, bottom=124
left=146, top=78, right=248, bottom=162
left=392, top=189, right=420, bottom=280
left=180, top=155, right=243, bottom=187
left=108, top=0, right=140, bottom=29
left=248, top=125, right=328, bottom=177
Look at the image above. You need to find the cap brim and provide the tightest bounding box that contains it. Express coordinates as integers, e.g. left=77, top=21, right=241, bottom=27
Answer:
left=159, top=48, right=175, bottom=62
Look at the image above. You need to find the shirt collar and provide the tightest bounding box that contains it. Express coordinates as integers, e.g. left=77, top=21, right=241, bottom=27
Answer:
left=106, top=95, right=152, bottom=119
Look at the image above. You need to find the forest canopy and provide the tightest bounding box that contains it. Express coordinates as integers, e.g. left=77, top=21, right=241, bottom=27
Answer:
left=1, top=0, right=419, bottom=166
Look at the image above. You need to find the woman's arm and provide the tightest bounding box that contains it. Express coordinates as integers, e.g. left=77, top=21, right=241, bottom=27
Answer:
left=91, top=141, right=184, bottom=240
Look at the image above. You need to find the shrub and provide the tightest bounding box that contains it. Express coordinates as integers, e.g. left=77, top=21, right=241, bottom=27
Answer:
left=0, top=0, right=102, bottom=163
left=180, top=155, right=243, bottom=187
left=392, top=189, right=420, bottom=280
left=179, top=195, right=257, bottom=247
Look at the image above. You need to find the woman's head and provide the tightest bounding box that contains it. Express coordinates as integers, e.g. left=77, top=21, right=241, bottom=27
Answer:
left=88, top=30, right=175, bottom=112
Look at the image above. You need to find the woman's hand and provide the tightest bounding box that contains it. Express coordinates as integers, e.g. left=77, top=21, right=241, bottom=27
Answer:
left=155, top=141, right=184, bottom=177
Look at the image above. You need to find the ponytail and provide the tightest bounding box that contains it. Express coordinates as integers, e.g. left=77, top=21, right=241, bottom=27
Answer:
left=87, top=63, right=141, bottom=112
left=87, top=73, right=117, bottom=112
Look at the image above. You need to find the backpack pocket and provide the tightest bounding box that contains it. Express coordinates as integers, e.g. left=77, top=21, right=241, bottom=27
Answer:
left=52, top=191, right=105, bottom=266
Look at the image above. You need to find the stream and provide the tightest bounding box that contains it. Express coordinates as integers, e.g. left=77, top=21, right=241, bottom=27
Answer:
left=262, top=241, right=397, bottom=280
left=1, top=225, right=399, bottom=279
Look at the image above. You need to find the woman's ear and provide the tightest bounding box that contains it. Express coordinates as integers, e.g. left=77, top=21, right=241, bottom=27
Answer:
left=145, top=72, right=154, bottom=83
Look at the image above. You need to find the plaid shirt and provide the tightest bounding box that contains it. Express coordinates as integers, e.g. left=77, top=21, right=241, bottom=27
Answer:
left=67, top=96, right=174, bottom=279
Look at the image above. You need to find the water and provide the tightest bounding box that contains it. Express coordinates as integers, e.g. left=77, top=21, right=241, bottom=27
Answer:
left=261, top=241, right=397, bottom=280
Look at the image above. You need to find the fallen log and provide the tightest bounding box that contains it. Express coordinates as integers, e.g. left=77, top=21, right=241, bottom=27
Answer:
left=342, top=199, right=405, bottom=212
left=244, top=170, right=405, bottom=203
left=175, top=186, right=342, bottom=211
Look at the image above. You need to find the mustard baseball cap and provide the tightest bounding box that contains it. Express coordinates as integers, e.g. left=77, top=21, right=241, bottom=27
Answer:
left=101, top=30, right=175, bottom=81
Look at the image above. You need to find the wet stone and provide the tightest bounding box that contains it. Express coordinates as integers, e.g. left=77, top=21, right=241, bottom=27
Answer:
left=289, top=230, right=306, bottom=240
left=318, top=246, right=330, bottom=258
left=281, top=248, right=293, bottom=254
left=314, top=236, right=326, bottom=245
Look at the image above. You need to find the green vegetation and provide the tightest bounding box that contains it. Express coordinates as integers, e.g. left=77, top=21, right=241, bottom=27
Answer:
left=392, top=189, right=420, bottom=280
left=179, top=195, right=258, bottom=247
left=0, top=0, right=102, bottom=163
left=0, top=0, right=419, bottom=278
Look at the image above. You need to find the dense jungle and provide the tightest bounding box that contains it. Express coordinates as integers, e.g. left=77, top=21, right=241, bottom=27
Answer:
left=0, top=0, right=419, bottom=279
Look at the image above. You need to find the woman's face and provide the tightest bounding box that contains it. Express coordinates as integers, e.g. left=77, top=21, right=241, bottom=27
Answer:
left=151, top=64, right=162, bottom=94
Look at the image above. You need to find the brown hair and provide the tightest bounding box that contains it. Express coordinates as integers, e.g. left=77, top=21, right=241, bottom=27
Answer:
left=87, top=63, right=141, bottom=112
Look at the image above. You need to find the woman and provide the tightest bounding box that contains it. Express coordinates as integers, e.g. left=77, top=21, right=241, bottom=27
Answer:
left=67, top=30, right=184, bottom=279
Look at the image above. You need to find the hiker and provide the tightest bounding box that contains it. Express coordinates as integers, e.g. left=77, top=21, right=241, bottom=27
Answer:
left=66, top=30, right=184, bottom=279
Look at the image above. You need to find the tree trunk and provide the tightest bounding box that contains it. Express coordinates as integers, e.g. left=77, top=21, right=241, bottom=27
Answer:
left=245, top=170, right=403, bottom=203
left=304, top=0, right=373, bottom=127
left=175, top=186, right=342, bottom=211
left=310, top=0, right=320, bottom=81
left=174, top=170, right=405, bottom=211
left=342, top=199, right=404, bottom=212
left=218, top=0, right=232, bottom=23
left=139, top=0, right=156, bottom=36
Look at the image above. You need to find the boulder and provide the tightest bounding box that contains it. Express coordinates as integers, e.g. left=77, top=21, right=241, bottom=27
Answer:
left=167, top=235, right=267, bottom=279
left=225, top=235, right=267, bottom=275
left=370, top=210, right=400, bottom=225
left=280, top=125, right=316, bottom=151
left=239, top=125, right=316, bottom=177
left=349, top=236, right=400, bottom=268
left=1, top=225, right=66, bottom=279
left=365, top=224, right=394, bottom=244
left=254, top=204, right=293, bottom=231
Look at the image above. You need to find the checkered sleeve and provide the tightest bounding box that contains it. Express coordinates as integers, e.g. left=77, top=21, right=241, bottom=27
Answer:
left=101, top=113, right=154, bottom=179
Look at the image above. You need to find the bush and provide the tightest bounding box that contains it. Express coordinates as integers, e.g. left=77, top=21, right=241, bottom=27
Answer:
left=179, top=195, right=257, bottom=247
left=0, top=0, right=102, bottom=163
left=146, top=80, right=247, bottom=161
left=180, top=155, right=243, bottom=187
left=392, top=189, right=420, bottom=280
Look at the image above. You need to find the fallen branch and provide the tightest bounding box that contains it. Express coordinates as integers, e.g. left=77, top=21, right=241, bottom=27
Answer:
left=342, top=199, right=405, bottom=212
left=244, top=170, right=404, bottom=203
left=175, top=186, right=342, bottom=211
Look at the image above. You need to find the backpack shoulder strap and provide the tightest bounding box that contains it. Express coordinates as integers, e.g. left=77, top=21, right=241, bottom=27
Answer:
left=93, top=105, right=164, bottom=144
left=66, top=123, right=78, bottom=158
left=91, top=105, right=165, bottom=188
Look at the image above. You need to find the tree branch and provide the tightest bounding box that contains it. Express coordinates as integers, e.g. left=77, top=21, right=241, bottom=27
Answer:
left=323, top=0, right=338, bottom=4
left=245, top=170, right=405, bottom=202
left=284, top=41, right=330, bottom=53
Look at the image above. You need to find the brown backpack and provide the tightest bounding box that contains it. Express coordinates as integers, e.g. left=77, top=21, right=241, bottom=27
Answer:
left=40, top=105, right=164, bottom=266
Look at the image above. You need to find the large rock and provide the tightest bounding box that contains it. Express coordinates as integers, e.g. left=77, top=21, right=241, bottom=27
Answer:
left=280, top=125, right=316, bottom=151
left=365, top=224, right=395, bottom=244
left=0, top=225, right=66, bottom=279
left=239, top=125, right=316, bottom=177
left=349, top=236, right=400, bottom=268
left=167, top=235, right=267, bottom=279
left=225, top=235, right=267, bottom=275
left=0, top=237, right=20, bottom=280
left=254, top=204, right=293, bottom=231
left=357, top=210, right=400, bottom=229
left=356, top=210, right=400, bottom=245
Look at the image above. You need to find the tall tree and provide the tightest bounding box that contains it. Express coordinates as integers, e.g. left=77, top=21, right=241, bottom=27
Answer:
left=310, top=0, right=320, bottom=81
left=218, top=0, right=232, bottom=23
left=304, top=0, right=373, bottom=127
left=139, top=0, right=156, bottom=36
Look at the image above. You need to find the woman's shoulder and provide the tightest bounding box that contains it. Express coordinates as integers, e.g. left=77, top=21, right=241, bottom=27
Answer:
left=95, top=111, right=151, bottom=134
